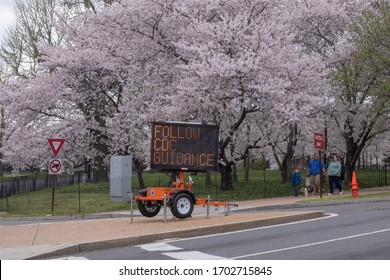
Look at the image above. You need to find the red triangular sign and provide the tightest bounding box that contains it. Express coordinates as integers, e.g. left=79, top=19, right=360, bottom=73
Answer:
left=48, top=138, right=65, bottom=157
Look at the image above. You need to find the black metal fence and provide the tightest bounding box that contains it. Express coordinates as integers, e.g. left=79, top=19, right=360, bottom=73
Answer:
left=0, top=172, right=87, bottom=199
left=354, top=164, right=388, bottom=187
left=373, top=164, right=388, bottom=186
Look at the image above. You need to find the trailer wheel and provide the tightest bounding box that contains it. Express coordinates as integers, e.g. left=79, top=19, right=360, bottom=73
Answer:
left=138, top=200, right=161, bottom=217
left=171, top=193, right=194, bottom=219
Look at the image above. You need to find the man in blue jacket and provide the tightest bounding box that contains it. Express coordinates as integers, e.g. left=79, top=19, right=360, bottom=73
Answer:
left=307, top=153, right=326, bottom=195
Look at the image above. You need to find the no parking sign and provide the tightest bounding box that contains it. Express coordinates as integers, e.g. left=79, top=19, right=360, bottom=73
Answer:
left=49, top=158, right=62, bottom=175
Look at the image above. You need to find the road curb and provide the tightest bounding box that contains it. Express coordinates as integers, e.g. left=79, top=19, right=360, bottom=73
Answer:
left=28, top=211, right=324, bottom=260
left=2, top=196, right=389, bottom=223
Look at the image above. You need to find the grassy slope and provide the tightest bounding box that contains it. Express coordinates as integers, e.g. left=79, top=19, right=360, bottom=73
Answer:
left=0, top=168, right=387, bottom=217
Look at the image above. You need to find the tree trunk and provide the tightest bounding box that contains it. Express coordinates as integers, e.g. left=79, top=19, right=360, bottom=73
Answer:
left=244, top=154, right=250, bottom=182
left=272, top=123, right=298, bottom=184
left=0, top=108, right=4, bottom=177
left=0, top=161, right=3, bottom=178
left=243, top=124, right=250, bottom=182
left=251, top=158, right=255, bottom=169
left=232, top=163, right=238, bottom=183
left=281, top=156, right=293, bottom=183
left=219, top=164, right=234, bottom=191
left=346, top=142, right=379, bottom=186
left=340, top=100, right=379, bottom=187
left=345, top=136, right=362, bottom=186
left=205, top=171, right=212, bottom=188
left=133, top=158, right=145, bottom=190
left=92, top=155, right=108, bottom=182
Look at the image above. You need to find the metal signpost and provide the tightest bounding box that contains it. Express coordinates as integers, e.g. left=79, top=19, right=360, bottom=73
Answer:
left=47, top=138, right=65, bottom=212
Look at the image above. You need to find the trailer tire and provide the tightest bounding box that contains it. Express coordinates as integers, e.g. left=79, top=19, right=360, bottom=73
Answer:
left=138, top=200, right=161, bottom=217
left=171, top=192, right=194, bottom=219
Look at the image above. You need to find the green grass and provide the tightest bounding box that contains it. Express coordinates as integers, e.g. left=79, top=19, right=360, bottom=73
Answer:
left=0, top=182, right=130, bottom=217
left=139, top=169, right=293, bottom=202
left=0, top=168, right=387, bottom=217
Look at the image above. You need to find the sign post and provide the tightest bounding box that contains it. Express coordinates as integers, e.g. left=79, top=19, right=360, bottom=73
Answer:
left=313, top=132, right=325, bottom=198
left=47, top=138, right=65, bottom=212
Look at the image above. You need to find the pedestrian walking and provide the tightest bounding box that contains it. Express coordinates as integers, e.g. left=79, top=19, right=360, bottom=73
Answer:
left=327, top=154, right=342, bottom=195
left=291, top=168, right=302, bottom=197
left=307, top=153, right=326, bottom=195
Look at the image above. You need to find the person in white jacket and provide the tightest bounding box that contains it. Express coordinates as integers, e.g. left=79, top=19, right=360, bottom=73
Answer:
left=327, top=155, right=342, bottom=195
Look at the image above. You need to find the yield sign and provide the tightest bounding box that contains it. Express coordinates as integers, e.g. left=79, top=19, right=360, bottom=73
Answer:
left=48, top=138, right=65, bottom=157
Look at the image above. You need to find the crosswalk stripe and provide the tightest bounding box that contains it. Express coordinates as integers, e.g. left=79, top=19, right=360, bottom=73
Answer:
left=163, top=251, right=227, bottom=260
left=137, top=242, right=182, bottom=251
left=51, top=256, right=89, bottom=260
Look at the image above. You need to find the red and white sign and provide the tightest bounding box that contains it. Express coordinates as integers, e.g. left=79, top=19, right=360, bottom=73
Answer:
left=49, top=159, right=62, bottom=174
left=48, top=138, right=65, bottom=157
left=314, top=132, right=325, bottom=150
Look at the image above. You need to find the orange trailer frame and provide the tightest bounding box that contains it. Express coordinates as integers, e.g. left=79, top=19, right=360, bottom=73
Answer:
left=133, top=170, right=238, bottom=219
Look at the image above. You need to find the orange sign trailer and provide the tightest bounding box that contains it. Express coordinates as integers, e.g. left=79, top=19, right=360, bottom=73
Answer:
left=133, top=171, right=238, bottom=219
left=133, top=122, right=238, bottom=219
left=133, top=170, right=238, bottom=219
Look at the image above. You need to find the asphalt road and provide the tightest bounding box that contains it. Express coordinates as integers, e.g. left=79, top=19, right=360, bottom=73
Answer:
left=57, top=201, right=390, bottom=260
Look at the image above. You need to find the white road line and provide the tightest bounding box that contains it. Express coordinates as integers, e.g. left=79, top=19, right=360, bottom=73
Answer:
left=137, top=242, right=182, bottom=251
left=137, top=214, right=339, bottom=260
left=51, top=257, right=89, bottom=260
left=163, top=251, right=227, bottom=260
left=137, top=241, right=227, bottom=259
left=162, top=213, right=339, bottom=243
left=233, top=228, right=390, bottom=259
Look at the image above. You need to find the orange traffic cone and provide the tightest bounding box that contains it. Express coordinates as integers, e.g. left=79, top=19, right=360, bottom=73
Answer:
left=350, top=171, right=359, bottom=198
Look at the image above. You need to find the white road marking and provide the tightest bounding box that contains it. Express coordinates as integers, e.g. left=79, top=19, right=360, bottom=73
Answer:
left=163, top=251, right=227, bottom=260
left=161, top=213, right=339, bottom=243
left=137, top=242, right=182, bottom=251
left=233, top=227, right=390, bottom=259
left=137, top=213, right=340, bottom=260
left=51, top=256, right=89, bottom=260
left=137, top=241, right=226, bottom=259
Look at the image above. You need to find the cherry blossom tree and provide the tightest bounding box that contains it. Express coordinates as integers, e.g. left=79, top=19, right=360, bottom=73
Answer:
left=171, top=0, right=328, bottom=187
left=329, top=1, right=390, bottom=183
left=0, top=0, right=113, bottom=178
left=2, top=0, right=389, bottom=192
left=1, top=0, right=187, bottom=181
left=0, top=0, right=329, bottom=189
left=289, top=0, right=390, bottom=184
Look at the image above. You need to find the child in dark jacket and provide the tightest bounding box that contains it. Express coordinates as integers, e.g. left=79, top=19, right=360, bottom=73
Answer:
left=291, top=168, right=302, bottom=197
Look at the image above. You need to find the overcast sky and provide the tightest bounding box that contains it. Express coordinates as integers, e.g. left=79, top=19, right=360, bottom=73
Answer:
left=0, top=0, right=16, bottom=42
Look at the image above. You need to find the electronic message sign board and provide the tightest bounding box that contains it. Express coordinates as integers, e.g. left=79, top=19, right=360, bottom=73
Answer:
left=150, top=122, right=219, bottom=172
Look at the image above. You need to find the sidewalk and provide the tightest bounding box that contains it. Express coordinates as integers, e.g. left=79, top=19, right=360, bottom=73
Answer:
left=1, top=186, right=389, bottom=260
